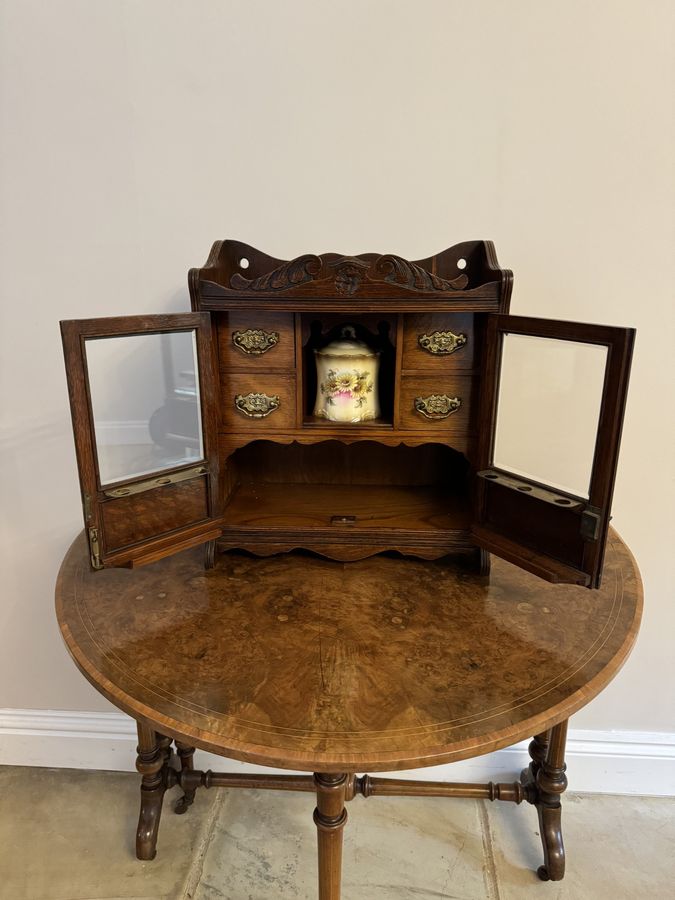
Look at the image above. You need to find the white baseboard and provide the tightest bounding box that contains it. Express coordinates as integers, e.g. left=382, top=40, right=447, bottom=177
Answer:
left=1, top=709, right=673, bottom=797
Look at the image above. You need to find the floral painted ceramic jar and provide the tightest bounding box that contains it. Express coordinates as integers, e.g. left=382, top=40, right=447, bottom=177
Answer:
left=313, top=327, right=380, bottom=423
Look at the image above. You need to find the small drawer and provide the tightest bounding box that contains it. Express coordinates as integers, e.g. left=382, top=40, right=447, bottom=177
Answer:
left=218, top=312, right=295, bottom=370
left=221, top=373, right=297, bottom=430
left=398, top=375, right=474, bottom=430
left=402, top=313, right=475, bottom=372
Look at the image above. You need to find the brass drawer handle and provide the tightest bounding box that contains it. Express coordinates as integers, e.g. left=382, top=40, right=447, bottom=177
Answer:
left=418, top=330, right=467, bottom=355
left=414, top=394, right=461, bottom=419
left=232, top=328, right=280, bottom=355
left=234, top=392, right=280, bottom=418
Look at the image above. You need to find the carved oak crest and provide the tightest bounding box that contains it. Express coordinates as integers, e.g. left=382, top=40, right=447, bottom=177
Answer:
left=229, top=253, right=469, bottom=296
left=328, top=257, right=372, bottom=296
left=230, top=254, right=322, bottom=292
left=374, top=255, right=468, bottom=292
left=192, top=242, right=493, bottom=301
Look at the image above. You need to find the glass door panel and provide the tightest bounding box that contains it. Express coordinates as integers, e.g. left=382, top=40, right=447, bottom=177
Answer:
left=493, top=333, right=607, bottom=499
left=85, top=330, right=204, bottom=486
left=472, top=314, right=634, bottom=588
left=61, top=313, right=221, bottom=569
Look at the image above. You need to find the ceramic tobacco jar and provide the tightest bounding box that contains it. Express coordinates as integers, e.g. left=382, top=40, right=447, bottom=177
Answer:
left=313, top=327, right=380, bottom=423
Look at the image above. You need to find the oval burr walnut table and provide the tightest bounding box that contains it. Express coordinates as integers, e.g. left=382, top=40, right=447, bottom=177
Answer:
left=56, top=530, right=641, bottom=900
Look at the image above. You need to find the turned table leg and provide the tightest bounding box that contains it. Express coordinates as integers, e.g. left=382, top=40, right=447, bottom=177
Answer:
left=520, top=721, right=569, bottom=880
left=533, top=720, right=568, bottom=881
left=135, top=722, right=167, bottom=860
left=174, top=741, right=197, bottom=814
left=314, top=773, right=348, bottom=900
left=527, top=729, right=551, bottom=781
left=156, top=732, right=173, bottom=767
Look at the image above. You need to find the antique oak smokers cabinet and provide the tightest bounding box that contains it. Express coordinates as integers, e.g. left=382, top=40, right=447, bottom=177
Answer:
left=60, top=240, right=634, bottom=586
left=58, top=241, right=638, bottom=897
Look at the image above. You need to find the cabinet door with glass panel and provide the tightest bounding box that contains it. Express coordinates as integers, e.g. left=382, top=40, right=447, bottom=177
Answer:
left=61, top=313, right=221, bottom=569
left=472, top=315, right=634, bottom=588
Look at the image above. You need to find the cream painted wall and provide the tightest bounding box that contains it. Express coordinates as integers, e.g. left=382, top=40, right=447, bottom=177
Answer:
left=0, top=0, right=673, bottom=732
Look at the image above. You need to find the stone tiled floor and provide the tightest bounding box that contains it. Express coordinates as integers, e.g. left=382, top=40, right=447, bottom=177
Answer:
left=0, top=766, right=673, bottom=899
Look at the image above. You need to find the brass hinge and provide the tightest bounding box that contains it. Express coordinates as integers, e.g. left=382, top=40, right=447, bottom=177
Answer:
left=580, top=507, right=602, bottom=542
left=82, top=492, right=92, bottom=523
left=88, top=526, right=103, bottom=570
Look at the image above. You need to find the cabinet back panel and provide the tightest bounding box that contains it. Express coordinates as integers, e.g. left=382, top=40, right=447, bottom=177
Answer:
left=232, top=439, right=468, bottom=487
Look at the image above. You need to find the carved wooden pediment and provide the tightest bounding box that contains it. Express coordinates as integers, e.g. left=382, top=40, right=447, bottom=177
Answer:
left=189, top=239, right=512, bottom=308
left=228, top=251, right=468, bottom=296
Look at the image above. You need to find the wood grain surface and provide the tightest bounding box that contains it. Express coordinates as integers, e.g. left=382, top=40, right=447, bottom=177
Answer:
left=101, top=477, right=209, bottom=552
left=222, top=483, right=468, bottom=532
left=55, top=531, right=641, bottom=773
left=398, top=374, right=475, bottom=431
left=217, top=311, right=296, bottom=371
left=401, top=312, right=476, bottom=372
left=189, top=239, right=514, bottom=313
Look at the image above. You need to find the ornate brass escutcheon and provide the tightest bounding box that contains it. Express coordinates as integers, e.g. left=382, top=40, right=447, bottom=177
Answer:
left=414, top=394, right=462, bottom=419
left=232, top=328, right=280, bottom=355
left=234, top=392, right=281, bottom=418
left=418, top=330, right=467, bottom=355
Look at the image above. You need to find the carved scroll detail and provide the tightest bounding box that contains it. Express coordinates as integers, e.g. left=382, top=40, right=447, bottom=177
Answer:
left=418, top=330, right=467, bottom=355
left=328, top=257, right=371, bottom=296
left=375, top=255, right=469, bottom=292
left=414, top=395, right=462, bottom=420
left=221, top=247, right=475, bottom=296
left=234, top=392, right=280, bottom=418
left=232, top=328, right=279, bottom=355
left=230, top=255, right=322, bottom=292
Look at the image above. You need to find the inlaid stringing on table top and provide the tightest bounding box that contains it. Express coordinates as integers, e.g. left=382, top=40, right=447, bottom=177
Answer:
left=56, top=521, right=641, bottom=894
left=57, top=531, right=641, bottom=773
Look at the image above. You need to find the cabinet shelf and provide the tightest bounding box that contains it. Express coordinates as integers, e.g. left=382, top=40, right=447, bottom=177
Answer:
left=223, top=482, right=469, bottom=543
left=302, top=416, right=393, bottom=429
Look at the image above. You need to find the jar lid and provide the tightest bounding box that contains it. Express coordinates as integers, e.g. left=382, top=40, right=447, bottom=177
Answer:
left=314, top=326, right=378, bottom=359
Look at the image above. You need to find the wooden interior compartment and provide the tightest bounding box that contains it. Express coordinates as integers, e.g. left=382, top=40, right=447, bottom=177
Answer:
left=223, top=482, right=466, bottom=532
left=217, top=310, right=295, bottom=370
left=398, top=374, right=474, bottom=431
left=402, top=312, right=476, bottom=372
left=478, top=479, right=586, bottom=570
left=300, top=314, right=398, bottom=426
left=101, top=476, right=210, bottom=552
left=219, top=440, right=472, bottom=557
left=220, top=373, right=297, bottom=429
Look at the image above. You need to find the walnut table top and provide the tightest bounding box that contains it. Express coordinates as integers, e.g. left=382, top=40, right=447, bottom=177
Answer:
left=55, top=531, right=642, bottom=774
